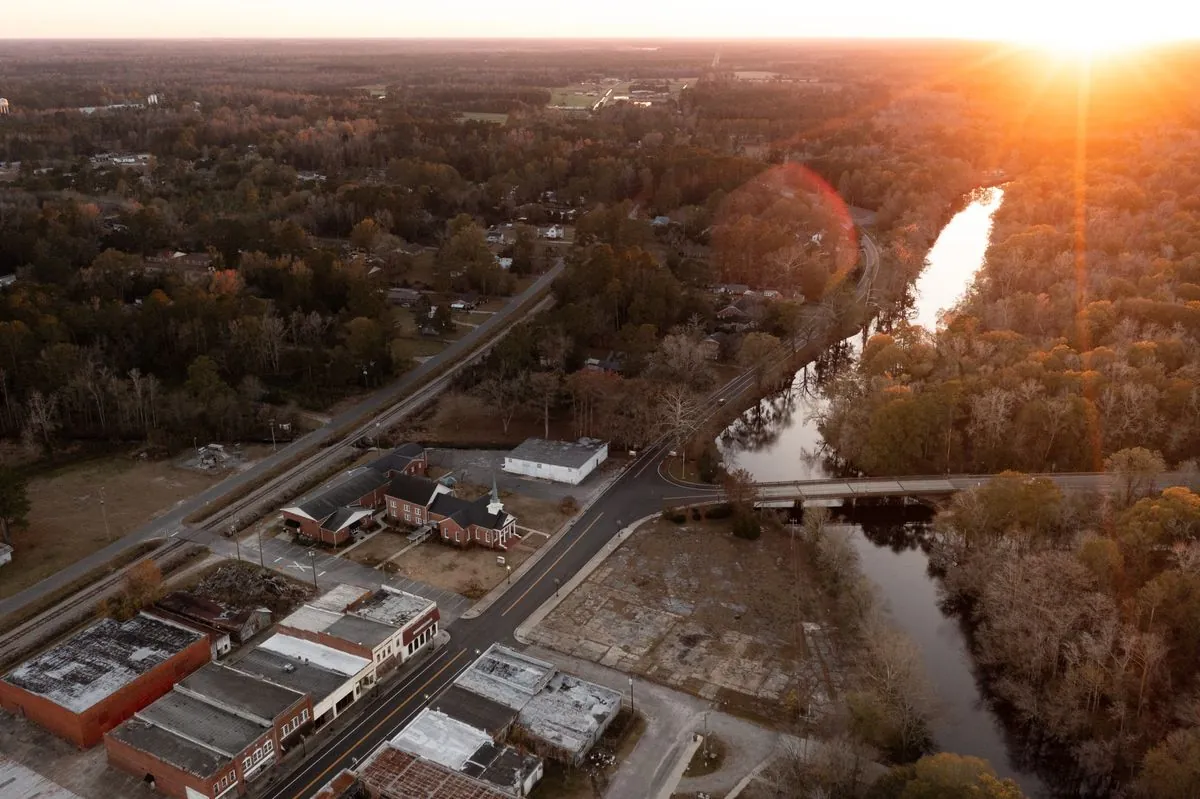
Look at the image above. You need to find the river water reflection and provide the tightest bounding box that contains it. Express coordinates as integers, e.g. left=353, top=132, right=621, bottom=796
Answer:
left=720, top=187, right=1049, bottom=794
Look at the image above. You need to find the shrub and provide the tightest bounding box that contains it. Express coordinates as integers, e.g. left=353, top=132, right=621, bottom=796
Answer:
left=673, top=513, right=688, bottom=524
left=697, top=442, right=723, bottom=484
left=691, top=507, right=702, bottom=520
left=732, top=510, right=762, bottom=540
left=661, top=506, right=678, bottom=521
left=560, top=495, right=580, bottom=515
left=704, top=503, right=734, bottom=520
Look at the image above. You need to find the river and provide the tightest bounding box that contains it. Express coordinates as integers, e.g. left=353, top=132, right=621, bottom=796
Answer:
left=720, top=187, right=1050, bottom=794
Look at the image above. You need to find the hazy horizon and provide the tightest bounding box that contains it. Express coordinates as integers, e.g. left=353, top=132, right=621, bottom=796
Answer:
left=6, top=1, right=1197, bottom=48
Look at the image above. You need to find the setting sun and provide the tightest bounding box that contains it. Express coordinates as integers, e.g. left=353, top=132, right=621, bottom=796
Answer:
left=1006, top=12, right=1187, bottom=56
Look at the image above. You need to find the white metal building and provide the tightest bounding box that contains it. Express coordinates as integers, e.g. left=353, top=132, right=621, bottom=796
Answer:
left=502, top=438, right=608, bottom=485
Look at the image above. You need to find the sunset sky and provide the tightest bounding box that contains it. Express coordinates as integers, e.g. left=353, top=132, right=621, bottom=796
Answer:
left=5, top=1, right=1198, bottom=46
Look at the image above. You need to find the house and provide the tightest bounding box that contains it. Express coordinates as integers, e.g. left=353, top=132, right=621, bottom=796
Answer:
left=277, top=584, right=439, bottom=675
left=140, top=252, right=215, bottom=285
left=0, top=543, right=11, bottom=567
left=154, top=592, right=271, bottom=645
left=495, top=256, right=514, bottom=270
left=280, top=445, right=427, bottom=546
left=0, top=613, right=211, bottom=748
left=651, top=215, right=671, bottom=227
left=386, top=287, right=422, bottom=307
left=450, top=299, right=474, bottom=311
left=716, top=304, right=750, bottom=323
left=232, top=634, right=375, bottom=731
left=0, top=274, right=16, bottom=290
left=503, top=438, right=608, bottom=486
left=540, top=225, right=564, bottom=240
left=700, top=332, right=730, bottom=361
left=385, top=475, right=517, bottom=551
left=712, top=283, right=751, bottom=296
left=104, top=663, right=311, bottom=799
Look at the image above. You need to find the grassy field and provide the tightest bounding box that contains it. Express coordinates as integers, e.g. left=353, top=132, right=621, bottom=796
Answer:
left=459, top=111, right=509, bottom=124
left=1, top=456, right=239, bottom=600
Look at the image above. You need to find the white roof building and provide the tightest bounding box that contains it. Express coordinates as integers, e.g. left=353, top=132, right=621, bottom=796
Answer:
left=503, top=437, right=608, bottom=486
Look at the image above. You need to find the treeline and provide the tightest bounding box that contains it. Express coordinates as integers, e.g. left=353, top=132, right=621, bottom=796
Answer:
left=933, top=465, right=1200, bottom=796
left=819, top=129, right=1200, bottom=475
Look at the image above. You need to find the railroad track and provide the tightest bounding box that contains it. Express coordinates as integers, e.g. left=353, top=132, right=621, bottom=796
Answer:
left=193, top=293, right=556, bottom=537
left=0, top=539, right=192, bottom=666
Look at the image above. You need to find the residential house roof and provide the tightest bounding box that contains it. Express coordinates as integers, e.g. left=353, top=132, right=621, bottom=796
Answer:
left=506, top=438, right=607, bottom=470
left=2, top=613, right=203, bottom=713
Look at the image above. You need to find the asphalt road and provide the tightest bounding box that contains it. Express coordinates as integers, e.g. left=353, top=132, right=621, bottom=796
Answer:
left=0, top=262, right=564, bottom=618
left=257, top=368, right=759, bottom=799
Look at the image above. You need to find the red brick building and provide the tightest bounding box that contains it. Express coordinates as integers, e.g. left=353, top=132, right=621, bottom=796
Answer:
left=281, top=444, right=427, bottom=546
left=385, top=475, right=517, bottom=551
left=277, top=584, right=440, bottom=674
left=104, top=662, right=313, bottom=799
left=0, top=613, right=211, bottom=748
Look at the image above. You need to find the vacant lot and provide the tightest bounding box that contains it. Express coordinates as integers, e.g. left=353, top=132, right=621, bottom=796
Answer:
left=529, top=517, right=843, bottom=724
left=3, top=456, right=234, bottom=599
left=383, top=530, right=546, bottom=599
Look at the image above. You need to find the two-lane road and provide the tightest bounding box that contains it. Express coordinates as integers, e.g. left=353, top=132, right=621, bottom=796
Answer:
left=258, top=370, right=757, bottom=799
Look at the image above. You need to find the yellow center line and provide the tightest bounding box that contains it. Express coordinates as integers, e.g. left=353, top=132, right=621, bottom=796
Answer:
left=292, top=647, right=468, bottom=797
left=500, top=512, right=604, bottom=617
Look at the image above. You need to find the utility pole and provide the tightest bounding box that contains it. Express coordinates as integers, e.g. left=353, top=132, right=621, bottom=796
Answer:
left=307, top=550, right=318, bottom=588
left=628, top=676, right=635, bottom=715
left=269, top=419, right=277, bottom=453
left=232, top=524, right=241, bottom=561
left=100, top=485, right=112, bottom=542
left=257, top=526, right=265, bottom=569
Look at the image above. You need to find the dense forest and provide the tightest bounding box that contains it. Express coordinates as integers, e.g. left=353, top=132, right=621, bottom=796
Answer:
left=0, top=40, right=1000, bottom=459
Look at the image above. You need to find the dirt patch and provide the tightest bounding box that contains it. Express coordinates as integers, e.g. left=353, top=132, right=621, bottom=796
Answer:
left=346, top=530, right=412, bottom=568
left=529, top=518, right=843, bottom=725
left=3, top=456, right=228, bottom=600
left=383, top=531, right=546, bottom=599
left=683, top=735, right=727, bottom=778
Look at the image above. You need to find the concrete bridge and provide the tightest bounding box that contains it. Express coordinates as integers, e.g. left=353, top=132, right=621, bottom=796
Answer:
left=663, top=471, right=1200, bottom=505
left=750, top=471, right=1200, bottom=504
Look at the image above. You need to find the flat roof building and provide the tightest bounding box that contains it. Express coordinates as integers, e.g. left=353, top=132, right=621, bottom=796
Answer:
left=391, top=709, right=542, bottom=797
left=234, top=634, right=373, bottom=729
left=357, top=744, right=515, bottom=799
left=502, top=438, right=608, bottom=485
left=278, top=584, right=440, bottom=674
left=518, top=673, right=621, bottom=765
left=0, top=613, right=211, bottom=747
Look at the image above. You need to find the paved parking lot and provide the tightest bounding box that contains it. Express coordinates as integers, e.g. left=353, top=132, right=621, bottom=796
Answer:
left=426, top=447, right=617, bottom=502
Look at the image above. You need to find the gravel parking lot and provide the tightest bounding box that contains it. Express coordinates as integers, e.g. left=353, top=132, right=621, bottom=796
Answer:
left=426, top=447, right=618, bottom=503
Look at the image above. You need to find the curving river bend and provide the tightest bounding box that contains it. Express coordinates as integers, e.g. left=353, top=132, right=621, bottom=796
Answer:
left=720, top=187, right=1049, bottom=795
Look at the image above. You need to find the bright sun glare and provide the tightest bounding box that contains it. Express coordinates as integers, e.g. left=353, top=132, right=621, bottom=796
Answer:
left=1012, top=17, right=1180, bottom=57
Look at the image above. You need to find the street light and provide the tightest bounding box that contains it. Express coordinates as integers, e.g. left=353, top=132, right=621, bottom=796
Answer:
left=269, top=419, right=277, bottom=453
left=506, top=565, right=512, bottom=585
left=307, top=550, right=318, bottom=588
left=628, top=676, right=635, bottom=715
